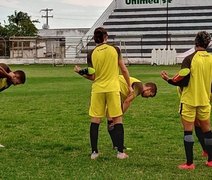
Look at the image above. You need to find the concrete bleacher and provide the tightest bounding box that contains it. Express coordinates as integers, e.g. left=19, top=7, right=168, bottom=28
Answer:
left=77, top=1, right=212, bottom=64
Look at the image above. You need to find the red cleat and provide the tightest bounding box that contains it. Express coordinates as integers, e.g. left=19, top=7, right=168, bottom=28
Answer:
left=205, top=161, right=212, bottom=167
left=178, top=163, right=195, bottom=170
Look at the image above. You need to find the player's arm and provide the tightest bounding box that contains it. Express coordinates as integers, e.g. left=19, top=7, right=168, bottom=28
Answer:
left=0, top=64, right=14, bottom=79
left=122, top=93, right=135, bottom=113
left=161, top=68, right=190, bottom=86
left=74, top=65, right=95, bottom=81
left=161, top=55, right=192, bottom=86
left=116, top=47, right=134, bottom=95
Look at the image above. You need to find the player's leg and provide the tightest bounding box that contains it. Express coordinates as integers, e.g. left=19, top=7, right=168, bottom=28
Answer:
left=178, top=103, right=195, bottom=169
left=199, top=120, right=212, bottom=166
left=106, top=108, right=117, bottom=148
left=194, top=119, right=207, bottom=156
left=107, top=118, right=127, bottom=150
left=113, top=116, right=129, bottom=159
left=107, top=118, right=117, bottom=149
left=89, top=93, right=106, bottom=159
left=197, top=105, right=212, bottom=167
left=106, top=92, right=128, bottom=159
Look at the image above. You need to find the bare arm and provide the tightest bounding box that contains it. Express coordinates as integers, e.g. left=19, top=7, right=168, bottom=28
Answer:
left=83, top=74, right=95, bottom=81
left=0, top=66, right=14, bottom=79
left=122, top=93, right=135, bottom=113
left=118, top=60, right=134, bottom=94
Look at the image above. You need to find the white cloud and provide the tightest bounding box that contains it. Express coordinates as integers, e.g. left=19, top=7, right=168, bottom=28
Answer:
left=0, top=0, right=20, bottom=9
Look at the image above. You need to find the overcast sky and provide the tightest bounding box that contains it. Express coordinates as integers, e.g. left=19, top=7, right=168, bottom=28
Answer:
left=0, top=0, right=113, bottom=29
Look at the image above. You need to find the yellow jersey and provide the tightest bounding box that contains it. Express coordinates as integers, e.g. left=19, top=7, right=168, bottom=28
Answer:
left=181, top=51, right=212, bottom=106
left=0, top=78, right=9, bottom=92
left=119, top=75, right=141, bottom=101
left=87, top=43, right=121, bottom=93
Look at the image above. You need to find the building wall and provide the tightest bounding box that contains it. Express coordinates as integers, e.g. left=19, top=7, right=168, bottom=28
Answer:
left=38, top=28, right=89, bottom=59
left=117, top=0, right=212, bottom=8
left=38, top=28, right=89, bottom=37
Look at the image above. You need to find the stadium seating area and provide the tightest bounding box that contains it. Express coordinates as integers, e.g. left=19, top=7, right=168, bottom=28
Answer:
left=78, top=5, right=212, bottom=64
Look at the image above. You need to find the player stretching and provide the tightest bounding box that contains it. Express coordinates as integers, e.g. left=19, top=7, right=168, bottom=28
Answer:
left=161, top=31, right=212, bottom=169
left=0, top=63, right=26, bottom=147
left=75, top=27, right=133, bottom=159
left=107, top=75, right=157, bottom=149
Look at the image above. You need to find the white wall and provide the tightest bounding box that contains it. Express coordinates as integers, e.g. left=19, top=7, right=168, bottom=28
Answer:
left=38, top=28, right=89, bottom=37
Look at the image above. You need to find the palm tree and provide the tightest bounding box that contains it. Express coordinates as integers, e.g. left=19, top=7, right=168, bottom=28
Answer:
left=6, top=11, right=38, bottom=36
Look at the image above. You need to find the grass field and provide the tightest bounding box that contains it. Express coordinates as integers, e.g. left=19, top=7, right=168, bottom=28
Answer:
left=0, top=64, right=212, bottom=179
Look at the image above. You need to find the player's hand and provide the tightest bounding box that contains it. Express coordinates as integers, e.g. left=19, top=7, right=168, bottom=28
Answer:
left=161, top=71, right=169, bottom=81
left=8, top=72, right=16, bottom=80
left=128, top=86, right=134, bottom=95
left=74, top=65, right=81, bottom=73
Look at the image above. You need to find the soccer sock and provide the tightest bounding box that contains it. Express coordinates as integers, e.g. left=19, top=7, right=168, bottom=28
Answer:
left=204, top=131, right=212, bottom=161
left=107, top=120, right=117, bottom=148
left=195, top=126, right=207, bottom=152
left=90, top=123, right=99, bottom=153
left=114, top=123, right=124, bottom=153
left=183, top=131, right=194, bottom=165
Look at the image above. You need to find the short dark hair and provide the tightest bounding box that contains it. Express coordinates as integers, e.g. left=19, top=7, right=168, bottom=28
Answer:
left=94, top=27, right=108, bottom=44
left=145, top=82, right=157, bottom=97
left=195, top=31, right=211, bottom=49
left=14, top=70, right=26, bottom=84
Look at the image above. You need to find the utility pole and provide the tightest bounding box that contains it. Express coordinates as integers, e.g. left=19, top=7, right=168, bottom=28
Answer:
left=40, top=8, right=53, bottom=29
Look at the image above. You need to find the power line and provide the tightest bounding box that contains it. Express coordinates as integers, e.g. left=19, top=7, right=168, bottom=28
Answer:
left=40, top=8, right=53, bottom=28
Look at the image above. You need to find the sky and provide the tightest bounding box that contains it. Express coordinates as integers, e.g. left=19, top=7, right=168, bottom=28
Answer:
left=0, top=0, right=113, bottom=29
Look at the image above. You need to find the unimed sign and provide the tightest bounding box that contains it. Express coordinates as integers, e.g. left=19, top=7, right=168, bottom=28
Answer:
left=125, top=0, right=172, bottom=5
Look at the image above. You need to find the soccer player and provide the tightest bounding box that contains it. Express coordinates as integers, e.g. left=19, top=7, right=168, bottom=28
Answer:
left=74, top=68, right=157, bottom=149
left=0, top=63, right=26, bottom=147
left=161, top=31, right=212, bottom=169
left=107, top=75, right=157, bottom=149
left=75, top=27, right=133, bottom=160
left=0, top=63, right=26, bottom=92
left=177, top=86, right=208, bottom=158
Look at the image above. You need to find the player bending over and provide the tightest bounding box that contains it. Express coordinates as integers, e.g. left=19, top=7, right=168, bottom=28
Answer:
left=0, top=63, right=26, bottom=147
left=107, top=75, right=157, bottom=149
left=0, top=63, right=26, bottom=92
left=74, top=66, right=157, bottom=149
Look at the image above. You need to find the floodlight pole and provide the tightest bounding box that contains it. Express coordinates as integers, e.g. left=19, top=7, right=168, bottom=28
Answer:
left=166, top=0, right=169, bottom=49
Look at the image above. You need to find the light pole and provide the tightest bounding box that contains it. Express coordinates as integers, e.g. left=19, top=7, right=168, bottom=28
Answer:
left=166, top=0, right=169, bottom=49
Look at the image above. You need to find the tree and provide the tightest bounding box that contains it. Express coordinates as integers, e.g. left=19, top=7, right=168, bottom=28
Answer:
left=0, top=11, right=39, bottom=37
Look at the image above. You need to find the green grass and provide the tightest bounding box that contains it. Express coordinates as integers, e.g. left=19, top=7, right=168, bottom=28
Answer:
left=0, top=64, right=212, bottom=179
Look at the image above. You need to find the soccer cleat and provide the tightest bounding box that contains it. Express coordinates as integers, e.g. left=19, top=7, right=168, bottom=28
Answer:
left=0, top=144, right=4, bottom=148
left=202, top=151, right=208, bottom=157
left=90, top=151, right=99, bottom=160
left=178, top=163, right=195, bottom=170
left=117, top=152, right=129, bottom=159
left=205, top=161, right=212, bottom=167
